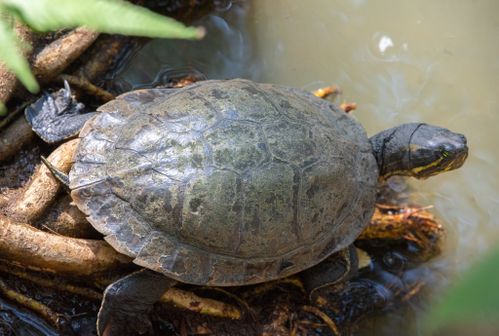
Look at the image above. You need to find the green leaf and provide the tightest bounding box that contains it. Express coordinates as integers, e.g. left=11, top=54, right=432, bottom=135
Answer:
left=2, top=0, right=205, bottom=39
left=0, top=16, right=39, bottom=92
left=425, top=247, right=499, bottom=332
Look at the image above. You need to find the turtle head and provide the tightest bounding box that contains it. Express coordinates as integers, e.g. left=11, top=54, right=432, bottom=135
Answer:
left=370, top=123, right=468, bottom=180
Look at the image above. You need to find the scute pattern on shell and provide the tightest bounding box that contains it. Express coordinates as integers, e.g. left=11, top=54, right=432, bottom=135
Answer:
left=69, top=79, right=378, bottom=286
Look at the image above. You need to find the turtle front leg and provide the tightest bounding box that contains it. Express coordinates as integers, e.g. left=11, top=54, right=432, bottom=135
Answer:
left=25, top=80, right=95, bottom=143
left=97, top=269, right=177, bottom=336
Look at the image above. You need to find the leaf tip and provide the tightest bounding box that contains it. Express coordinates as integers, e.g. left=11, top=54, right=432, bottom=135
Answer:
left=195, top=26, right=206, bottom=39
left=25, top=79, right=40, bottom=94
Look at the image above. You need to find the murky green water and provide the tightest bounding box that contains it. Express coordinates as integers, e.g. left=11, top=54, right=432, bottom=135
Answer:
left=114, top=0, right=499, bottom=334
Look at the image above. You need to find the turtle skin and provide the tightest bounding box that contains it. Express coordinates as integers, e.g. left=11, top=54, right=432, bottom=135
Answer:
left=69, top=79, right=378, bottom=286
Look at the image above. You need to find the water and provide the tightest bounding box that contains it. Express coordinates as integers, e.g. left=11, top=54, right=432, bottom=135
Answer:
left=113, top=0, right=499, bottom=334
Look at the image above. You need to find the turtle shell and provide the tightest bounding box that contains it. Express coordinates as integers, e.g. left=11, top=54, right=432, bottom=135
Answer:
left=69, top=79, right=378, bottom=286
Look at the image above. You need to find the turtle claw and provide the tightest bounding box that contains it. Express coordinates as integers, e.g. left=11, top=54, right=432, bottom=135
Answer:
left=25, top=82, right=93, bottom=143
left=63, top=79, right=72, bottom=101
left=99, top=308, right=153, bottom=336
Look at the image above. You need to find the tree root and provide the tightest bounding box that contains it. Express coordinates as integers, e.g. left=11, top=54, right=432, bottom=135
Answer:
left=301, top=305, right=340, bottom=336
left=241, top=277, right=305, bottom=300
left=162, top=288, right=241, bottom=319
left=0, top=100, right=32, bottom=130
left=0, top=115, right=36, bottom=162
left=57, top=74, right=115, bottom=102
left=0, top=261, right=102, bottom=301
left=37, top=194, right=98, bottom=239
left=32, top=28, right=100, bottom=83
left=196, top=287, right=255, bottom=319
left=358, top=204, right=444, bottom=262
left=0, top=278, right=61, bottom=328
left=9, top=139, right=79, bottom=223
left=0, top=216, right=131, bottom=277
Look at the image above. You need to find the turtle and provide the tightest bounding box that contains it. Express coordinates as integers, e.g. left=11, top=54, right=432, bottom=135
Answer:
left=25, top=79, right=468, bottom=335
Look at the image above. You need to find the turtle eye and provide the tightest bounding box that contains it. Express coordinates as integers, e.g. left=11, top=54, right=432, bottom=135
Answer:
left=441, top=150, right=450, bottom=158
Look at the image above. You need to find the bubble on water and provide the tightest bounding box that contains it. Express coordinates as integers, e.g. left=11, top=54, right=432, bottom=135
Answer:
left=378, top=35, right=394, bottom=54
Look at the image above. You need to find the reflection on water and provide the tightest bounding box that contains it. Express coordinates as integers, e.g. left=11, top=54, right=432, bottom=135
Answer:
left=112, top=3, right=256, bottom=92
left=114, top=0, right=499, bottom=334
left=0, top=297, right=58, bottom=336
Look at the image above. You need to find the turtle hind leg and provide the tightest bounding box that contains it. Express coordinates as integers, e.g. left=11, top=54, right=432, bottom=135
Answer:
left=301, top=245, right=361, bottom=301
left=25, top=80, right=95, bottom=143
left=97, top=269, right=176, bottom=336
